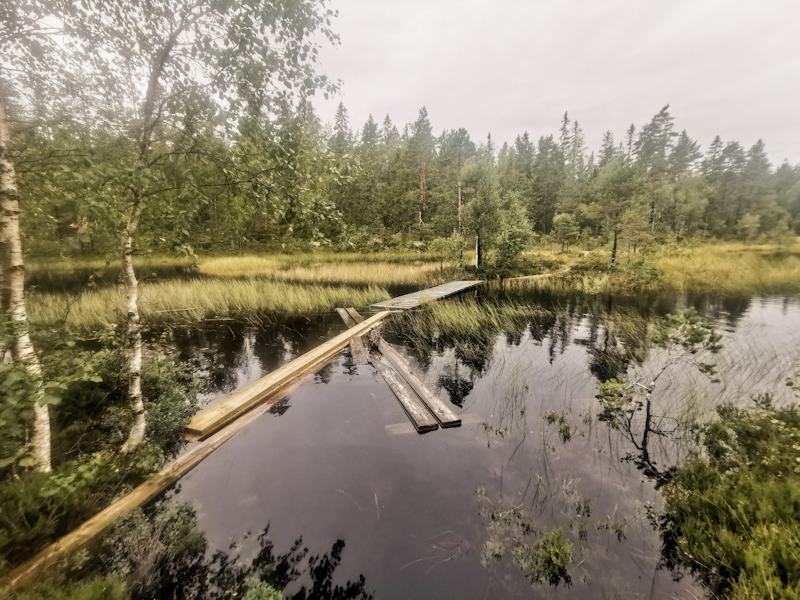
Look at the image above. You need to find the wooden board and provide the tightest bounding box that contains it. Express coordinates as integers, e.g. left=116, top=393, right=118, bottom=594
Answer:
left=335, top=308, right=367, bottom=364
left=375, top=337, right=461, bottom=428
left=345, top=307, right=365, bottom=323
left=370, top=280, right=482, bottom=310
left=368, top=351, right=438, bottom=433
left=0, top=359, right=331, bottom=595
left=185, top=310, right=390, bottom=439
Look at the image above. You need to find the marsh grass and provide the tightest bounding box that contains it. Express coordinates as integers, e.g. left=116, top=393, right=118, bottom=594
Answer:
left=508, top=241, right=800, bottom=294
left=198, top=253, right=456, bottom=287
left=28, top=279, right=390, bottom=331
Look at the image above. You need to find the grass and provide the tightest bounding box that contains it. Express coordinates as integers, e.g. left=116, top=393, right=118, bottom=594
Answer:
left=508, top=240, right=800, bottom=295
left=198, top=253, right=458, bottom=287
left=28, top=279, right=390, bottom=331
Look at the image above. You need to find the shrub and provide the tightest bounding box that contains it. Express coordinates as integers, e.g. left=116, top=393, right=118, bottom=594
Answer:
left=661, top=397, right=800, bottom=599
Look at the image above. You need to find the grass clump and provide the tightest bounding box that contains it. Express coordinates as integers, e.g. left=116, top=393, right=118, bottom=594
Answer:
left=28, top=280, right=390, bottom=331
left=513, top=528, right=574, bottom=588
left=10, top=575, right=129, bottom=600
left=660, top=396, right=800, bottom=599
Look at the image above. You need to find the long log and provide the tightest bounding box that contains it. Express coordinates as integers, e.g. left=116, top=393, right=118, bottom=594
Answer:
left=0, top=359, right=331, bottom=595
left=368, top=351, right=438, bottom=433
left=374, top=337, right=461, bottom=428
left=186, top=311, right=390, bottom=438
left=335, top=308, right=367, bottom=364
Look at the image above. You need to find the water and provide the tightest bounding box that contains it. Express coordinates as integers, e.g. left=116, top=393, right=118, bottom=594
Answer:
left=160, top=291, right=800, bottom=599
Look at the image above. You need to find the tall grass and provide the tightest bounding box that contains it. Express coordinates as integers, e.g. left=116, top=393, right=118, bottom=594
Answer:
left=28, top=279, right=390, bottom=331
left=508, top=241, right=800, bottom=295
left=198, top=254, right=454, bottom=286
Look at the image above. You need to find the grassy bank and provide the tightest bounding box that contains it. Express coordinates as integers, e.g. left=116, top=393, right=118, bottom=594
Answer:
left=197, top=252, right=467, bottom=287
left=508, top=241, right=800, bottom=295
left=28, top=279, right=390, bottom=331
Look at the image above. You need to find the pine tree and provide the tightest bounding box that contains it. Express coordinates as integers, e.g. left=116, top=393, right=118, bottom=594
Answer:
left=361, top=114, right=379, bottom=152
left=332, top=102, right=351, bottom=153
left=635, top=105, right=677, bottom=177
left=599, top=130, right=617, bottom=168
left=381, top=114, right=399, bottom=144
left=669, top=130, right=702, bottom=177
left=559, top=111, right=571, bottom=154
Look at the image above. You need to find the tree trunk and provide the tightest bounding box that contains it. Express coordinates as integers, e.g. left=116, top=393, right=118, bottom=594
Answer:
left=120, top=197, right=146, bottom=453
left=609, top=227, right=618, bottom=272
left=418, top=161, right=426, bottom=235
left=457, top=176, right=462, bottom=235
left=0, top=96, right=51, bottom=472
left=475, top=233, right=482, bottom=268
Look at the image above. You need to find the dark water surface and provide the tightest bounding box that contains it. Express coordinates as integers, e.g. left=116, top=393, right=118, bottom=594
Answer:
left=161, top=291, right=800, bottom=599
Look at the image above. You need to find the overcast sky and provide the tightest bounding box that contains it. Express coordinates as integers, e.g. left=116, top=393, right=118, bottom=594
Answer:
left=314, top=0, right=799, bottom=165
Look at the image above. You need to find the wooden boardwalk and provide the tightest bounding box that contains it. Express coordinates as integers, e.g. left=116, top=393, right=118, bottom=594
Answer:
left=370, top=280, right=482, bottom=310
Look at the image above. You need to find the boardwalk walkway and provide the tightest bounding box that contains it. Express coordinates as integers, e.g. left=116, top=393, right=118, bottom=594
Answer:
left=370, top=280, right=481, bottom=310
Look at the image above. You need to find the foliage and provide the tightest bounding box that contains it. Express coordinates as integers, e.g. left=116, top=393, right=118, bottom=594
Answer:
left=10, top=575, right=130, bottom=600
left=513, top=528, right=574, bottom=587
left=660, top=397, right=800, bottom=599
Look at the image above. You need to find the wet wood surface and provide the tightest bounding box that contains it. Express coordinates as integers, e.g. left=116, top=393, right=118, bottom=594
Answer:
left=0, top=359, right=332, bottom=595
left=186, top=310, right=390, bottom=439
left=370, top=280, right=482, bottom=310
left=374, top=337, right=461, bottom=428
left=335, top=308, right=367, bottom=364
left=369, top=351, right=438, bottom=433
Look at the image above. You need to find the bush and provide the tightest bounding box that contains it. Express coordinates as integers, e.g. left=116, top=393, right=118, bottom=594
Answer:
left=661, top=397, right=800, bottom=599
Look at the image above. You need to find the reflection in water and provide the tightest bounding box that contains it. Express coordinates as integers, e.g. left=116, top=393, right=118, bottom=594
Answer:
left=161, top=291, right=799, bottom=599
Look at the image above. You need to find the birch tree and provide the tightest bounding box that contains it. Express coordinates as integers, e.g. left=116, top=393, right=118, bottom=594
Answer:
left=0, top=1, right=68, bottom=472
left=59, top=0, right=338, bottom=451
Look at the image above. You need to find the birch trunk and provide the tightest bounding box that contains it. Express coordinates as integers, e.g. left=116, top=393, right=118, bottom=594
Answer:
left=0, top=96, right=51, bottom=471
left=120, top=198, right=146, bottom=452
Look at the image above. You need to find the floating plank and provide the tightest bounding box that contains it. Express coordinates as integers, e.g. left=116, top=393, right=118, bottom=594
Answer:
left=374, top=337, right=461, bottom=428
left=368, top=351, right=438, bottom=433
left=0, top=359, right=331, bottom=595
left=186, top=311, right=390, bottom=439
left=370, top=280, right=482, bottom=311
left=335, top=308, right=367, bottom=364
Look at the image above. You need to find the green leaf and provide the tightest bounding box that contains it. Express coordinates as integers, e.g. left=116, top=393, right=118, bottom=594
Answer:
left=40, top=394, right=61, bottom=406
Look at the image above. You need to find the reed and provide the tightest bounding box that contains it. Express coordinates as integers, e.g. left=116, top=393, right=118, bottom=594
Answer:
left=27, top=279, right=390, bottom=331
left=198, top=254, right=452, bottom=286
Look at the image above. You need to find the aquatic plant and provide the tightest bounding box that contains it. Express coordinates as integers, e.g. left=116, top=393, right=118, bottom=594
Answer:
left=513, top=528, right=574, bottom=588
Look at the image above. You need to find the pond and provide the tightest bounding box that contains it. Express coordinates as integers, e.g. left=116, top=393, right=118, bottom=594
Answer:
left=158, top=291, right=800, bottom=599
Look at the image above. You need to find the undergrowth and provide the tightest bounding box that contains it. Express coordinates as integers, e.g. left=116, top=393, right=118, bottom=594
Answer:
left=659, top=396, right=800, bottom=599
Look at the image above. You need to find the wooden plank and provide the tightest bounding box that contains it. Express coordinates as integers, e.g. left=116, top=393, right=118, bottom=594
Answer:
left=370, top=280, right=482, bottom=310
left=335, top=307, right=357, bottom=328
left=335, top=308, right=367, bottom=364
left=186, top=311, right=390, bottom=438
left=345, top=307, right=365, bottom=323
left=375, top=337, right=461, bottom=428
left=368, top=351, right=438, bottom=433
left=0, top=358, right=331, bottom=595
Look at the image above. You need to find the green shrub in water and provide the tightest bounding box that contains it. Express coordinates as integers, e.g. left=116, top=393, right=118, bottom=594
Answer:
left=242, top=582, right=283, bottom=600
left=661, top=396, right=800, bottom=599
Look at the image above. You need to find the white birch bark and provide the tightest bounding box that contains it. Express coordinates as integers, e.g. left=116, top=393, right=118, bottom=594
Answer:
left=0, top=96, right=51, bottom=472
left=120, top=198, right=146, bottom=452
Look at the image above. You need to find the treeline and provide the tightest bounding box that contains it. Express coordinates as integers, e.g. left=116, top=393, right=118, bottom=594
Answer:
left=20, top=99, right=800, bottom=265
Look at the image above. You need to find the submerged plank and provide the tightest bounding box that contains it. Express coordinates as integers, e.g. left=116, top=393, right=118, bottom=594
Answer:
left=186, top=311, right=390, bottom=439
left=369, top=351, right=438, bottom=433
left=375, top=337, right=461, bottom=428
left=345, top=307, right=365, bottom=323
left=0, top=359, right=331, bottom=595
left=335, top=308, right=367, bottom=364
left=370, top=280, right=482, bottom=310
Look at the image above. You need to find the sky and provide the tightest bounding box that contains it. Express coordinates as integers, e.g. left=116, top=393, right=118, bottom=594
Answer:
left=314, top=0, right=800, bottom=165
